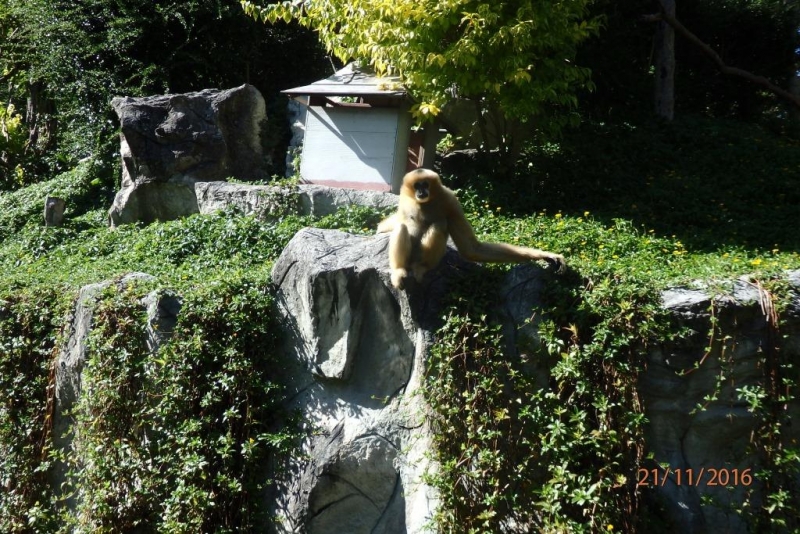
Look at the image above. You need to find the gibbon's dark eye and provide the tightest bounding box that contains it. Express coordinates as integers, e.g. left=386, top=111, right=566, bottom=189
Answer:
left=414, top=181, right=430, bottom=201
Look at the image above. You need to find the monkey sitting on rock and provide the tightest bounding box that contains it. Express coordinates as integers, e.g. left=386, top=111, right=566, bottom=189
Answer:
left=377, top=169, right=566, bottom=289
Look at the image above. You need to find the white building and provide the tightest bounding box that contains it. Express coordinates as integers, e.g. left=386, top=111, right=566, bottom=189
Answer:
left=282, top=63, right=438, bottom=193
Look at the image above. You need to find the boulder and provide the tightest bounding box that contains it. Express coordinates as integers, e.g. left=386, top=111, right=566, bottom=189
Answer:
left=194, top=181, right=299, bottom=219
left=269, top=228, right=474, bottom=533
left=108, top=85, right=267, bottom=226
left=194, top=182, right=397, bottom=219
left=297, top=184, right=397, bottom=217
left=273, top=230, right=800, bottom=533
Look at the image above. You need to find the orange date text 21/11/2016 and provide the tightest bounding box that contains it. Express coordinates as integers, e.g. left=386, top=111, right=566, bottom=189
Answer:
left=637, top=467, right=754, bottom=487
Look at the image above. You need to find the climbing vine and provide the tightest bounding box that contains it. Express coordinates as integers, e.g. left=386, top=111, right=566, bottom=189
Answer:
left=57, top=273, right=299, bottom=531
left=0, top=288, right=64, bottom=532
left=426, top=266, right=670, bottom=532
left=667, top=278, right=800, bottom=530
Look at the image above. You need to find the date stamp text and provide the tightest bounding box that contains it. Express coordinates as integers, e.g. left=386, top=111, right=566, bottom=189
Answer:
left=638, top=467, right=754, bottom=487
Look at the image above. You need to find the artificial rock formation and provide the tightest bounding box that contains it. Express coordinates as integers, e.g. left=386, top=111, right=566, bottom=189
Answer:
left=106, top=85, right=398, bottom=226
left=271, top=231, right=800, bottom=533
left=268, top=228, right=466, bottom=533
left=49, top=225, right=800, bottom=532
left=642, top=274, right=800, bottom=532
left=108, top=85, right=267, bottom=226
left=44, top=196, right=66, bottom=227
left=193, top=181, right=397, bottom=219
left=52, top=273, right=181, bottom=515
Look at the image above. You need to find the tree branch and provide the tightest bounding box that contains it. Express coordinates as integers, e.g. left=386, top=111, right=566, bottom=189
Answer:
left=644, top=8, right=800, bottom=110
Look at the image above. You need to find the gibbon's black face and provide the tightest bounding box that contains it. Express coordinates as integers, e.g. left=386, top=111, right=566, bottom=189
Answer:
left=413, top=179, right=431, bottom=202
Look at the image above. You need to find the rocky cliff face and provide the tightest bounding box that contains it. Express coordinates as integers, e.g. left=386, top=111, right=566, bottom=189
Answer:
left=52, top=229, right=800, bottom=532
left=267, top=228, right=463, bottom=533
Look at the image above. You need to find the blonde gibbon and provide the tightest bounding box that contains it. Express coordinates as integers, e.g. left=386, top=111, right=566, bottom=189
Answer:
left=377, top=168, right=566, bottom=289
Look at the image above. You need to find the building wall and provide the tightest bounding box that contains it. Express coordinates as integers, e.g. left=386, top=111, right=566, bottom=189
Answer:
left=300, top=106, right=403, bottom=191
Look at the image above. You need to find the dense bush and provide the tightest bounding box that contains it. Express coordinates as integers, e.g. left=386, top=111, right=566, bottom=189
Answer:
left=0, top=288, right=64, bottom=532
left=60, top=274, right=294, bottom=532
left=422, top=113, right=800, bottom=530
left=0, top=104, right=28, bottom=188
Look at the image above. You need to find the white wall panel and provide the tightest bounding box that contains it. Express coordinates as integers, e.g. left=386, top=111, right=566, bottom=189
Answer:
left=300, top=107, right=400, bottom=190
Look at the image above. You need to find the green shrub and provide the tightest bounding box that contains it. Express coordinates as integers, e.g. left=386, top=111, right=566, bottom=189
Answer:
left=0, top=287, right=64, bottom=532
left=424, top=208, right=800, bottom=532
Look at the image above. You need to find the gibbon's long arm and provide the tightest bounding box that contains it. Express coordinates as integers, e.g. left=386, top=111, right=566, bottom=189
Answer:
left=446, top=199, right=567, bottom=272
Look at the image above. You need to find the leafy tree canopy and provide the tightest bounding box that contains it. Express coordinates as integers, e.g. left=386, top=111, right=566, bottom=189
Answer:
left=242, top=0, right=600, bottom=129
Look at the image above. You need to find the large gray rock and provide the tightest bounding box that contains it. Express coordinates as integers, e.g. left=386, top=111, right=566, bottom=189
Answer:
left=109, top=85, right=267, bottom=226
left=194, top=181, right=397, bottom=219
left=297, top=184, right=397, bottom=217
left=111, top=178, right=397, bottom=225
left=269, top=228, right=473, bottom=533
left=194, top=181, right=299, bottom=218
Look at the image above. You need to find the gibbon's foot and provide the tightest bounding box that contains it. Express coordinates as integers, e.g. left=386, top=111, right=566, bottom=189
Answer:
left=391, top=268, right=408, bottom=289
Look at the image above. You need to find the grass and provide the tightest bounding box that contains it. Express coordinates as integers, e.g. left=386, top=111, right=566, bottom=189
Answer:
left=2, top=115, right=798, bottom=296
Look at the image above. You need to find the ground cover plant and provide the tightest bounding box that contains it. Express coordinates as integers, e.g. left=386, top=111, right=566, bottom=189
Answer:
left=424, top=210, right=798, bottom=531
left=0, top=115, right=798, bottom=531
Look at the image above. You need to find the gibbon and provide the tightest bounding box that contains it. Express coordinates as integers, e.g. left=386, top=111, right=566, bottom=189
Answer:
left=377, top=168, right=566, bottom=289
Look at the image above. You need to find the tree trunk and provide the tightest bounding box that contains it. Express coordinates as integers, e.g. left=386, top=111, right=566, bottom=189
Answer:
left=654, top=0, right=676, bottom=120
left=791, top=5, right=800, bottom=121
left=26, top=81, right=56, bottom=152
